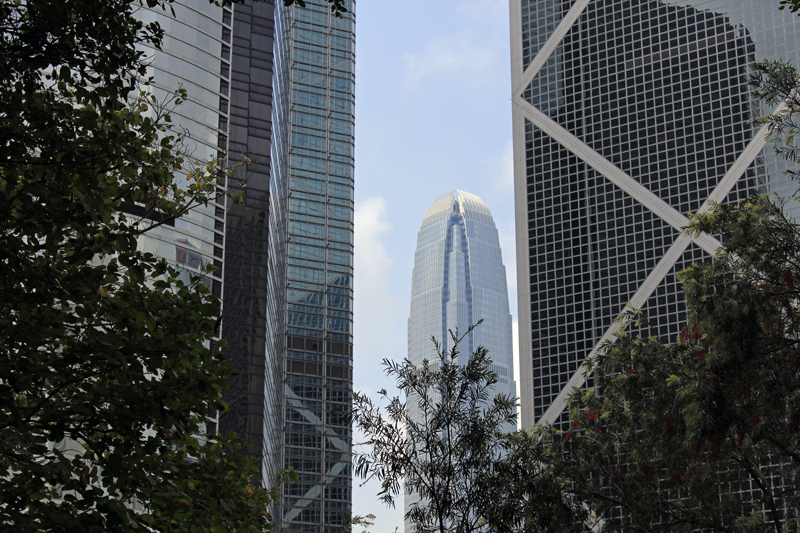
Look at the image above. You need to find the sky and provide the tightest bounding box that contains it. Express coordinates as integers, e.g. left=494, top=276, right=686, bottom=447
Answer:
left=351, top=1, right=516, bottom=530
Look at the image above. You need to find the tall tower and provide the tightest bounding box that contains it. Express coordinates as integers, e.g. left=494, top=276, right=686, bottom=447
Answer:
left=509, top=0, right=800, bottom=429
left=219, top=0, right=276, bottom=468
left=138, top=3, right=356, bottom=529
left=267, top=1, right=356, bottom=531
left=137, top=0, right=282, bottom=484
left=407, top=190, right=516, bottom=527
left=136, top=0, right=240, bottom=439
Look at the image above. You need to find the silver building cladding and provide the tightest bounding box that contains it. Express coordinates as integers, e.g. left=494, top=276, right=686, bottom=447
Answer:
left=509, top=0, right=800, bottom=429
left=266, top=1, right=356, bottom=532
left=136, top=1, right=235, bottom=439
left=137, top=0, right=282, bottom=503
left=406, top=190, right=516, bottom=529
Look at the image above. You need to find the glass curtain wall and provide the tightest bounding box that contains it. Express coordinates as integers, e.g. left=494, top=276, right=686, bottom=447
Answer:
left=406, top=190, right=516, bottom=533
left=220, top=1, right=277, bottom=476
left=136, top=0, right=232, bottom=434
left=511, top=0, right=800, bottom=430
left=266, top=1, right=356, bottom=531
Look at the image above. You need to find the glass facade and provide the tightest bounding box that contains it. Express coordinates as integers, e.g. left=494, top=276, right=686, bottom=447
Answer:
left=219, top=2, right=278, bottom=479
left=510, top=0, right=800, bottom=428
left=136, top=1, right=233, bottom=435
left=266, top=1, right=356, bottom=531
left=406, top=190, right=516, bottom=529
left=135, top=0, right=281, bottom=503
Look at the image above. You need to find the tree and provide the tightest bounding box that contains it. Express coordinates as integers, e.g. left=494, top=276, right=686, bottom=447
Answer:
left=534, top=61, right=800, bottom=533
left=781, top=0, right=800, bottom=14
left=478, top=428, right=590, bottom=533
left=351, top=324, right=581, bottom=533
left=0, top=0, right=327, bottom=530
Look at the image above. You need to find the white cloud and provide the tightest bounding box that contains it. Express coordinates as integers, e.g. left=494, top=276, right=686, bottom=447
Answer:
left=354, top=196, right=393, bottom=304
left=353, top=196, right=404, bottom=356
left=402, top=32, right=497, bottom=92
left=352, top=198, right=406, bottom=530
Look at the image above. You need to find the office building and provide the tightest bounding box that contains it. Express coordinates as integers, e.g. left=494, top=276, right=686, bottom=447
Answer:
left=509, top=0, right=800, bottom=429
left=137, top=0, right=279, bottom=471
left=136, top=1, right=239, bottom=438
left=138, top=2, right=356, bottom=530
left=266, top=1, right=356, bottom=531
left=406, top=190, right=516, bottom=527
left=218, top=0, right=276, bottom=467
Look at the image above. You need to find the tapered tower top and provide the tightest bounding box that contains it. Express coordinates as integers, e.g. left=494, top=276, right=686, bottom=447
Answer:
left=421, top=189, right=493, bottom=227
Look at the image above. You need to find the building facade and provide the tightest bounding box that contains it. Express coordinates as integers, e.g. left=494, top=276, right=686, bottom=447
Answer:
left=137, top=0, right=237, bottom=437
left=138, top=0, right=281, bottom=477
left=138, top=2, right=356, bottom=530
left=266, top=1, right=356, bottom=531
left=219, top=0, right=276, bottom=467
left=509, top=0, right=800, bottom=429
left=407, top=190, right=516, bottom=527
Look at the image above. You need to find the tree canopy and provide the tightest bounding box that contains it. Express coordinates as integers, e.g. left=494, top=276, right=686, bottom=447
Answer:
left=0, top=0, right=321, bottom=530
left=351, top=325, right=583, bottom=533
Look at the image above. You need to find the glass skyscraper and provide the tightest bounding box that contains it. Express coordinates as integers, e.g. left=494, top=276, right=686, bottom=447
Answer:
left=137, top=0, right=283, bottom=481
left=509, top=0, right=800, bottom=430
left=267, top=1, right=356, bottom=531
left=137, top=2, right=356, bottom=530
left=136, top=1, right=236, bottom=437
left=219, top=0, right=276, bottom=468
left=407, top=190, right=516, bottom=528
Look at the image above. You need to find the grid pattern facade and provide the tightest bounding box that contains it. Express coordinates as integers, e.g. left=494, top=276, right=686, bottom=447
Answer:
left=406, top=191, right=516, bottom=529
left=266, top=1, right=356, bottom=531
left=510, top=0, right=800, bottom=429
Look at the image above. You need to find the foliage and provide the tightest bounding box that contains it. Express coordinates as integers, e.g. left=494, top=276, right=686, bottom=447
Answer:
left=352, top=324, right=580, bottom=533
left=479, top=428, right=589, bottom=533
left=0, top=0, right=323, bottom=530
left=750, top=59, right=800, bottom=183
left=781, top=0, right=800, bottom=14
left=286, top=0, right=347, bottom=17
left=553, top=193, right=800, bottom=531
left=343, top=513, right=379, bottom=533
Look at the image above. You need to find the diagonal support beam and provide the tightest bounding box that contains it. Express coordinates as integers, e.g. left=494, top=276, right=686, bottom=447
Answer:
left=536, top=119, right=775, bottom=425
left=513, top=97, right=721, bottom=254
left=697, top=109, right=783, bottom=213
left=538, top=233, right=693, bottom=424
left=513, top=0, right=592, bottom=97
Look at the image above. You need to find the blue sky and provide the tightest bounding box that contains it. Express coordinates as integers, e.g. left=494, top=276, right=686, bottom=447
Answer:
left=351, top=1, right=516, bottom=530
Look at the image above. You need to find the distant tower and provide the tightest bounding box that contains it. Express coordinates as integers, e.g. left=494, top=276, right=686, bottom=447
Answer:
left=406, top=190, right=516, bottom=530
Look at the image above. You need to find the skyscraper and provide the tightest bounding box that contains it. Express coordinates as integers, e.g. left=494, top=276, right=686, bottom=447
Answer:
left=509, top=0, right=800, bottom=429
left=407, top=190, right=516, bottom=526
left=138, top=2, right=356, bottom=530
left=219, top=0, right=276, bottom=466
left=136, top=0, right=238, bottom=439
left=266, top=1, right=356, bottom=531
left=137, top=0, right=279, bottom=475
